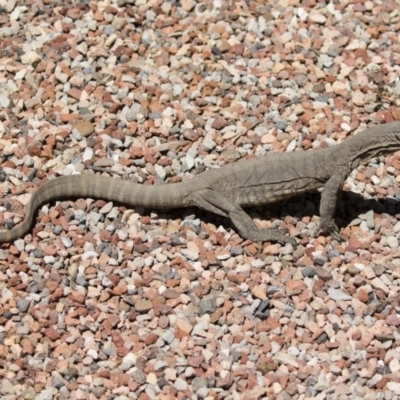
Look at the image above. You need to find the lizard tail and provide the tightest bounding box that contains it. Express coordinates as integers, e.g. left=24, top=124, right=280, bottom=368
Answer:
left=0, top=174, right=192, bottom=243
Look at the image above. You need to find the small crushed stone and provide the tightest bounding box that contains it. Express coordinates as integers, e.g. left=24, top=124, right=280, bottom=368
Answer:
left=0, top=1, right=399, bottom=399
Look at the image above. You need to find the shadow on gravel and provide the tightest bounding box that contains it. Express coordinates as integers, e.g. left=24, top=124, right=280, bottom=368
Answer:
left=267, top=190, right=400, bottom=232
left=155, top=190, right=400, bottom=239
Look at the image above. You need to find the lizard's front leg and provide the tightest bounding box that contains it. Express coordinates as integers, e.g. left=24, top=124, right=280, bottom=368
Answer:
left=314, top=172, right=348, bottom=241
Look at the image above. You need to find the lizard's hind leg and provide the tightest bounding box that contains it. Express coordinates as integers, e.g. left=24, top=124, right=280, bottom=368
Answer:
left=191, top=189, right=297, bottom=245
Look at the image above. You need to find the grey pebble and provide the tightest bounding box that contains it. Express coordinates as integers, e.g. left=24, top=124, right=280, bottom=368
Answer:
left=17, top=299, right=30, bottom=312
left=196, top=387, right=210, bottom=399
left=141, top=31, right=153, bottom=45
left=316, top=332, right=328, bottom=344
left=162, top=329, right=175, bottom=344
left=193, top=377, right=208, bottom=392
left=267, top=286, right=283, bottom=296
left=33, top=249, right=43, bottom=258
left=74, top=209, right=87, bottom=222
left=51, top=372, right=65, bottom=389
left=125, top=110, right=137, bottom=122
left=102, top=346, right=117, bottom=357
left=192, top=322, right=206, bottom=336
left=157, top=377, right=168, bottom=389
left=14, top=239, right=25, bottom=252
left=154, top=360, right=168, bottom=371
left=328, top=288, right=352, bottom=301
left=132, top=369, right=146, bottom=384
left=365, top=210, right=375, bottom=229
left=202, top=137, right=216, bottom=150
left=199, top=295, right=217, bottom=315
left=182, top=154, right=195, bottom=171
left=293, top=74, right=308, bottom=87
left=16, top=324, right=30, bottom=335
left=149, top=111, right=162, bottom=120
left=101, top=276, right=113, bottom=288
left=36, top=388, right=58, bottom=400
left=103, top=25, right=115, bottom=36
left=88, top=212, right=102, bottom=225
left=53, top=226, right=63, bottom=235
left=230, top=246, right=244, bottom=256
left=134, top=158, right=145, bottom=167
left=3, top=311, right=12, bottom=319
left=92, top=387, right=106, bottom=398
left=327, top=250, right=340, bottom=260
left=75, top=276, right=87, bottom=287
left=313, top=258, right=326, bottom=266
left=174, top=378, right=188, bottom=391
left=0, top=170, right=7, bottom=182
left=26, top=282, right=39, bottom=294
left=302, top=267, right=316, bottom=278
left=276, top=120, right=289, bottom=130
left=248, top=95, right=261, bottom=107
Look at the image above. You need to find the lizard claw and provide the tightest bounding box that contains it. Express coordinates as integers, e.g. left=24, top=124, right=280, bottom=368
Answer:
left=312, top=220, right=345, bottom=242
left=330, top=230, right=345, bottom=242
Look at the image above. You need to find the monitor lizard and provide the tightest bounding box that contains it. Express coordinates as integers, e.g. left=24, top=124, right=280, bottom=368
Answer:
left=0, top=121, right=400, bottom=245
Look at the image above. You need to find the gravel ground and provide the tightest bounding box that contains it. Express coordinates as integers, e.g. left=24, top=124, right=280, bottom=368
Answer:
left=0, top=0, right=400, bottom=399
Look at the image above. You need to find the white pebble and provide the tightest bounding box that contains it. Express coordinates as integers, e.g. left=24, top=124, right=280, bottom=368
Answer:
left=82, top=147, right=94, bottom=162
left=21, top=51, right=41, bottom=65
left=340, top=123, right=351, bottom=132
left=309, top=13, right=326, bottom=24
left=297, top=8, right=308, bottom=21
left=386, top=236, right=398, bottom=249
left=0, top=92, right=10, bottom=108
left=87, top=349, right=98, bottom=359
left=388, top=382, right=400, bottom=396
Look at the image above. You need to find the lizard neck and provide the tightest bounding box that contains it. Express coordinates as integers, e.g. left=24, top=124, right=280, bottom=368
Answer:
left=338, top=122, right=400, bottom=169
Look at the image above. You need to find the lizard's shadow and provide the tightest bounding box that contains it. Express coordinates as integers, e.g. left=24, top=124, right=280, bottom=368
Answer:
left=159, top=190, right=400, bottom=238
left=274, top=190, right=400, bottom=228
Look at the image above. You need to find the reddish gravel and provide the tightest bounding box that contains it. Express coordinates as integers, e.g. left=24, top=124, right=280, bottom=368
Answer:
left=0, top=0, right=400, bottom=399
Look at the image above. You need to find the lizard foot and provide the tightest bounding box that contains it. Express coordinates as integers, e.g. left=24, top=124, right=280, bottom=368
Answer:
left=312, top=220, right=345, bottom=242
left=249, top=228, right=297, bottom=247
